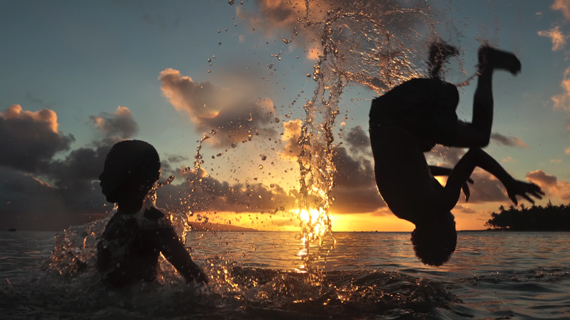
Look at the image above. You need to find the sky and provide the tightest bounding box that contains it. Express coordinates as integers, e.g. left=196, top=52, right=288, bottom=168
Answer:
left=1, top=0, right=570, bottom=232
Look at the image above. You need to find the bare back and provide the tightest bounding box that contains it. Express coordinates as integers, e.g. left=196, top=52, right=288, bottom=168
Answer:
left=370, top=125, right=443, bottom=224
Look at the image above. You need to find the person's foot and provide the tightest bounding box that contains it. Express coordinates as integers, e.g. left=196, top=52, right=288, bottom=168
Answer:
left=478, top=45, right=521, bottom=75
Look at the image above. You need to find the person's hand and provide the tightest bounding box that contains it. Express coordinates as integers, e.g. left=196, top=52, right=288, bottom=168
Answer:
left=462, top=177, right=474, bottom=202
left=506, top=180, right=544, bottom=205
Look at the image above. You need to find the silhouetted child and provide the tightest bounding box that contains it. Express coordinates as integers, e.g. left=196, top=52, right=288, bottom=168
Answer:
left=96, top=140, right=208, bottom=286
left=370, top=44, right=544, bottom=266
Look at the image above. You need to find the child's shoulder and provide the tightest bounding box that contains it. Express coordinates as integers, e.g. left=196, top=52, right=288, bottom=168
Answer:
left=143, top=207, right=165, bottom=220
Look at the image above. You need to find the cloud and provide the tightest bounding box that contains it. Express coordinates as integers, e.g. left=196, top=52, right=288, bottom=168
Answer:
left=490, top=133, right=529, bottom=148
left=538, top=25, right=568, bottom=51
left=330, top=146, right=385, bottom=213
left=453, top=204, right=477, bottom=214
left=464, top=170, right=509, bottom=204
left=156, top=167, right=295, bottom=214
left=0, top=105, right=137, bottom=229
left=552, top=67, right=570, bottom=111
left=526, top=170, right=570, bottom=202
left=159, top=68, right=278, bottom=147
left=552, top=0, right=570, bottom=20
left=344, top=125, right=371, bottom=155
left=426, top=145, right=466, bottom=167
left=0, top=105, right=74, bottom=173
left=0, top=167, right=76, bottom=230
left=236, top=0, right=326, bottom=60
left=236, top=0, right=430, bottom=89
left=48, top=106, right=142, bottom=215
left=90, top=106, right=139, bottom=142
left=280, top=119, right=303, bottom=159
left=501, top=156, right=517, bottom=163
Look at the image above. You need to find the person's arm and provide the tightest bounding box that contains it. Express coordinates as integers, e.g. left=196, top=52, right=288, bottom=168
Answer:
left=439, top=147, right=543, bottom=211
left=158, top=225, right=209, bottom=284
left=429, top=165, right=473, bottom=201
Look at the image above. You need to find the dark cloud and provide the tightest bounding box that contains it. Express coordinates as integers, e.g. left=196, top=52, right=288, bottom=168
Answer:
left=426, top=145, right=465, bottom=167
left=0, top=105, right=143, bottom=230
left=330, top=146, right=385, bottom=213
left=156, top=168, right=295, bottom=214
left=89, top=106, right=139, bottom=142
left=281, top=122, right=383, bottom=213
left=0, top=105, right=74, bottom=173
left=48, top=106, right=141, bottom=215
left=344, top=126, right=371, bottom=155
left=463, top=170, right=509, bottom=203
left=490, top=133, right=529, bottom=148
left=159, top=68, right=277, bottom=147
left=0, top=167, right=77, bottom=230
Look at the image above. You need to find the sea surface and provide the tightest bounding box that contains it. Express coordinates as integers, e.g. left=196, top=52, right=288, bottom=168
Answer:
left=1, top=229, right=569, bottom=319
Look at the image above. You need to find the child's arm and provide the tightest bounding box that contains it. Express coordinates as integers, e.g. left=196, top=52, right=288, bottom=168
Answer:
left=429, top=165, right=473, bottom=201
left=150, top=213, right=208, bottom=284
left=158, top=226, right=209, bottom=284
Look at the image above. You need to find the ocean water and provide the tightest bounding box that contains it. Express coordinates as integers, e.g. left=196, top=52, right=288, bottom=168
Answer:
left=0, top=229, right=569, bottom=319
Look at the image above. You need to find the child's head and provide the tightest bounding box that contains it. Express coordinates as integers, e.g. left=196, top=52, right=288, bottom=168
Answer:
left=99, top=140, right=161, bottom=204
left=411, top=212, right=457, bottom=266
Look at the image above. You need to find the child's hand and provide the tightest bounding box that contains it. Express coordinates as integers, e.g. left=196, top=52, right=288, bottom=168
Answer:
left=462, top=177, right=474, bottom=202
left=506, top=180, right=544, bottom=205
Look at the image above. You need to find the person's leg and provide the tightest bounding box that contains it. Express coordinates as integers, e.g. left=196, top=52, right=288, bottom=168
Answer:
left=435, top=147, right=542, bottom=211
left=448, top=47, right=521, bottom=148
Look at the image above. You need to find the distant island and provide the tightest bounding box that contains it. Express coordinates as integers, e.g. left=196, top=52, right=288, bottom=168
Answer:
left=485, top=202, right=570, bottom=231
left=188, top=221, right=257, bottom=232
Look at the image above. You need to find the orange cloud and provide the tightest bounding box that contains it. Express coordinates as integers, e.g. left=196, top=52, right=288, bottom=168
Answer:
left=552, top=0, right=570, bottom=20
left=0, top=105, right=73, bottom=173
left=526, top=170, right=570, bottom=202
left=552, top=67, right=570, bottom=111
left=2, top=104, right=59, bottom=133
left=159, top=68, right=278, bottom=147
left=89, top=106, right=138, bottom=140
left=538, top=25, right=568, bottom=51
left=280, top=119, right=303, bottom=159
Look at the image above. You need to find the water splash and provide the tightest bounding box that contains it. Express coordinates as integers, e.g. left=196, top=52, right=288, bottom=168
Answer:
left=295, top=1, right=433, bottom=272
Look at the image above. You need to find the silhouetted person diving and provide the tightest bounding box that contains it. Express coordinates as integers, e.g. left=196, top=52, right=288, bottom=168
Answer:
left=96, top=140, right=208, bottom=287
left=370, top=43, right=544, bottom=266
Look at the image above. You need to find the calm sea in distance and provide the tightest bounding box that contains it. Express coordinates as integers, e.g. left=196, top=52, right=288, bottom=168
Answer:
left=1, top=230, right=569, bottom=319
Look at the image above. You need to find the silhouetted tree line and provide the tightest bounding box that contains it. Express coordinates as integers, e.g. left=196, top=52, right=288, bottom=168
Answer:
left=485, top=201, right=570, bottom=231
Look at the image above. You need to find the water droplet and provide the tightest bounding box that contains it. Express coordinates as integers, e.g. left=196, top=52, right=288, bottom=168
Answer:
left=217, top=29, right=221, bottom=33
left=228, top=0, right=234, bottom=4
left=258, top=165, right=263, bottom=170
left=306, top=74, right=311, bottom=78
left=260, top=155, right=267, bottom=161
